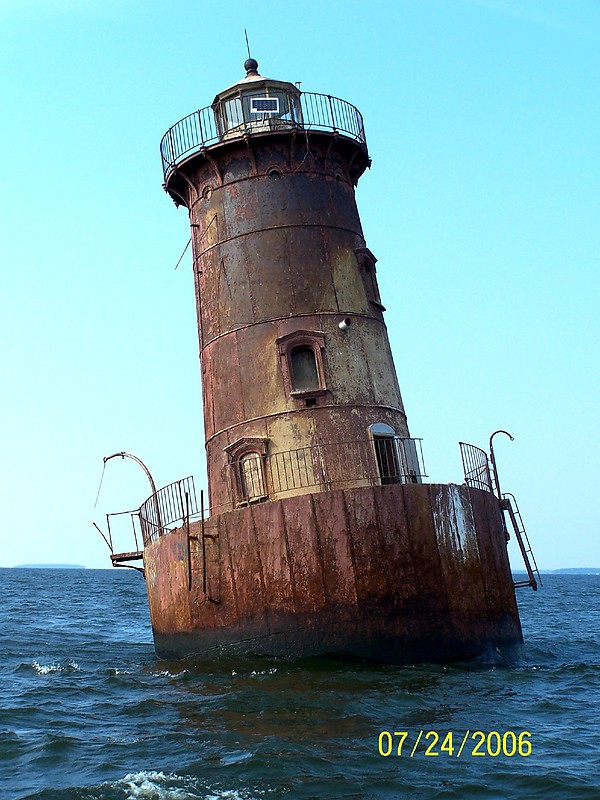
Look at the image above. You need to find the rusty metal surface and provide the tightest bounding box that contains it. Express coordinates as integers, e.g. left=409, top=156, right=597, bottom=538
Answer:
left=139, top=66, right=528, bottom=664
left=143, top=483, right=522, bottom=662
left=137, top=439, right=426, bottom=524
left=170, top=130, right=407, bottom=512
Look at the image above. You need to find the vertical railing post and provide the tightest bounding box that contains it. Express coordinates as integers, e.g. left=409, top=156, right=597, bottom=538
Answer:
left=168, top=128, right=176, bottom=173
left=327, top=95, right=337, bottom=132
left=201, top=489, right=207, bottom=594
left=197, top=109, right=204, bottom=147
left=186, top=490, right=193, bottom=591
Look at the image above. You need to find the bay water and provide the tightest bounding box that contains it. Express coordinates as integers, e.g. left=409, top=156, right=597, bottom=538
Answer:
left=1, top=568, right=598, bottom=799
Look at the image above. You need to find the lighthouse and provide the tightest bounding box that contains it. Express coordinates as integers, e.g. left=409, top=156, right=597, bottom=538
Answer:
left=162, top=58, right=417, bottom=512
left=131, top=59, right=530, bottom=661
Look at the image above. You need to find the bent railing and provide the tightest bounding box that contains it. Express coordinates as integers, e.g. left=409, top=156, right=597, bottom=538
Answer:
left=139, top=475, right=199, bottom=546
left=459, top=442, right=493, bottom=493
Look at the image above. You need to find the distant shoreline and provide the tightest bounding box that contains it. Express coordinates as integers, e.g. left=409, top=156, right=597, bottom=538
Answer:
left=513, top=568, right=600, bottom=575
left=13, top=564, right=87, bottom=570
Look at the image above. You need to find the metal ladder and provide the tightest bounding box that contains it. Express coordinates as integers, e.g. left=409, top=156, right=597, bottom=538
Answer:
left=501, top=493, right=542, bottom=590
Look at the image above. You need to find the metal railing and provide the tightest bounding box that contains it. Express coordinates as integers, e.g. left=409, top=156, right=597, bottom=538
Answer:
left=139, top=475, right=199, bottom=546
left=135, top=439, right=426, bottom=545
left=459, top=442, right=493, bottom=493
left=234, top=437, right=426, bottom=502
left=160, top=91, right=367, bottom=180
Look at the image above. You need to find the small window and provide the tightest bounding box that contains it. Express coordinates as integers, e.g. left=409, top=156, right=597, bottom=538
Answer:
left=290, top=347, right=320, bottom=392
left=239, top=453, right=266, bottom=501
left=276, top=330, right=327, bottom=401
left=224, top=437, right=269, bottom=505
left=363, top=263, right=382, bottom=305
left=370, top=423, right=400, bottom=485
left=355, top=247, right=385, bottom=310
left=221, top=97, right=244, bottom=131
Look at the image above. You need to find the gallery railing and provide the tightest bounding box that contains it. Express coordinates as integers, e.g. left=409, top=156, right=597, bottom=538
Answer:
left=136, top=438, right=426, bottom=544
left=160, top=91, right=367, bottom=180
left=230, top=437, right=426, bottom=506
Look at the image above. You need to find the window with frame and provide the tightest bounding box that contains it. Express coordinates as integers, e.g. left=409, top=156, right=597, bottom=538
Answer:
left=355, top=247, right=385, bottom=310
left=290, top=346, right=320, bottom=392
left=239, top=453, right=266, bottom=501
left=370, top=423, right=401, bottom=485
left=277, top=330, right=327, bottom=402
left=224, top=438, right=269, bottom=505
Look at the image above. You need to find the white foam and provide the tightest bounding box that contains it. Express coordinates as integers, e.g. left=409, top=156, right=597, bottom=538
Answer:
left=231, top=668, right=277, bottom=678
left=32, top=659, right=80, bottom=675
left=116, top=771, right=189, bottom=798
left=155, top=669, right=190, bottom=678
left=109, top=771, right=263, bottom=800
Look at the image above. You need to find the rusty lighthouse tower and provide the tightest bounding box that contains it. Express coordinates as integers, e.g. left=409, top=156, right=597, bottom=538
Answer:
left=132, top=58, right=531, bottom=661
left=164, top=58, right=414, bottom=510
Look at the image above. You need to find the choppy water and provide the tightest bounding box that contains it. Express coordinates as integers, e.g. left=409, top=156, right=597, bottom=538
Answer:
left=1, top=568, right=599, bottom=800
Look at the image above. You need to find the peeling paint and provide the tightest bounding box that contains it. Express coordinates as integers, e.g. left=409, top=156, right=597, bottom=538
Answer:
left=433, top=484, right=480, bottom=563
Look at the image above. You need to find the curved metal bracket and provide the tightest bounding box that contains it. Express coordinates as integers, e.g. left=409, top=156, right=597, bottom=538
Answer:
left=103, top=451, right=164, bottom=538
left=488, top=430, right=514, bottom=501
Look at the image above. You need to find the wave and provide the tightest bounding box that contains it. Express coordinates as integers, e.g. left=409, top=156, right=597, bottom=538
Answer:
left=31, top=660, right=80, bottom=675
left=102, top=771, right=264, bottom=800
left=154, top=669, right=190, bottom=679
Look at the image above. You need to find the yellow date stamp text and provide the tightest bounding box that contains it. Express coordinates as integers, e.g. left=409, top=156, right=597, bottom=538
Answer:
left=378, top=730, right=532, bottom=758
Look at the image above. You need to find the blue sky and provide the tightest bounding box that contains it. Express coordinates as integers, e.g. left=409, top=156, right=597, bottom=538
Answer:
left=1, top=0, right=598, bottom=570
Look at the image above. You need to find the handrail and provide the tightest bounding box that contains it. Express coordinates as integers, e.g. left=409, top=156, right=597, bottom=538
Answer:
left=139, top=475, right=198, bottom=546
left=459, top=441, right=493, bottom=493
left=138, top=438, right=426, bottom=545
left=160, top=91, right=367, bottom=181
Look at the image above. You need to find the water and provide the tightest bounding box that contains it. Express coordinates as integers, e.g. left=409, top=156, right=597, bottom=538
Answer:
left=1, top=568, right=599, bottom=800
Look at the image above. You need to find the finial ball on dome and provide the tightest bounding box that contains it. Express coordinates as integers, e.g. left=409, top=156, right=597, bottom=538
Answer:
left=244, top=58, right=259, bottom=74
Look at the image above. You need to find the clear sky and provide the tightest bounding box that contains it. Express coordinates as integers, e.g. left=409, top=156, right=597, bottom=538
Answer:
left=1, top=0, right=598, bottom=571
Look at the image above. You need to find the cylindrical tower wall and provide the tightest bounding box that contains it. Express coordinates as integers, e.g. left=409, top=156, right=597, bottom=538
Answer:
left=168, top=133, right=409, bottom=511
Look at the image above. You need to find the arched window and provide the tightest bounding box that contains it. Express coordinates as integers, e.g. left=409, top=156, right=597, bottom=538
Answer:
left=277, top=330, right=327, bottom=404
left=224, top=437, right=269, bottom=505
left=239, top=453, right=266, bottom=501
left=370, top=423, right=400, bottom=485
